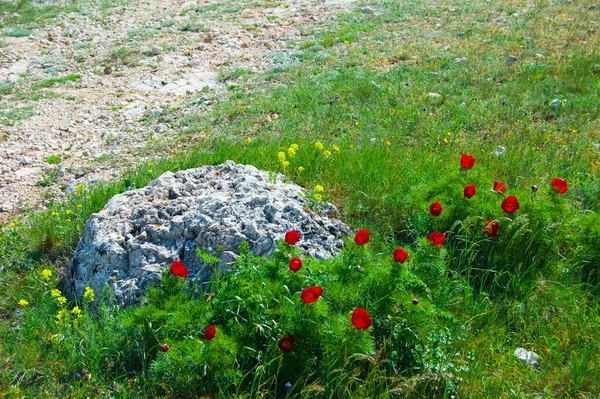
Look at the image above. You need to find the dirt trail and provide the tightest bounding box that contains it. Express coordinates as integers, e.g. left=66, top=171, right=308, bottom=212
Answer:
left=0, top=0, right=357, bottom=221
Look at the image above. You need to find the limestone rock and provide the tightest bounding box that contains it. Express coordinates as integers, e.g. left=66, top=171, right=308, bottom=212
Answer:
left=514, top=348, right=540, bottom=369
left=67, top=161, right=350, bottom=306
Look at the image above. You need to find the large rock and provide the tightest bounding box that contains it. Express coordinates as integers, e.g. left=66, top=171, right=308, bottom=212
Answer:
left=67, top=161, right=349, bottom=306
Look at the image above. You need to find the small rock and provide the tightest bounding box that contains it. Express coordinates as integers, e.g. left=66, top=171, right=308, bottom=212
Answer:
left=57, top=168, right=65, bottom=178
left=427, top=92, right=441, bottom=98
left=104, top=66, right=113, bottom=75
left=514, top=348, right=540, bottom=369
left=494, top=146, right=506, bottom=156
left=455, top=57, right=467, bottom=63
left=589, top=5, right=597, bottom=10
left=150, top=46, right=163, bottom=56
left=506, top=55, right=518, bottom=65
left=361, top=6, right=373, bottom=13
left=457, top=32, right=465, bottom=37
left=549, top=98, right=562, bottom=109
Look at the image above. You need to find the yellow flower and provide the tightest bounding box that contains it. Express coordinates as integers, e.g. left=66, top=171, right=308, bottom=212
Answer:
left=332, top=144, right=340, bottom=152
left=77, top=204, right=82, bottom=209
left=9, top=222, right=16, bottom=229
left=148, top=169, right=153, bottom=174
left=18, top=299, right=28, bottom=307
left=282, top=160, right=290, bottom=168
left=447, top=132, right=452, bottom=136
left=65, top=210, right=73, bottom=215
left=56, top=296, right=67, bottom=305
left=386, top=141, right=391, bottom=146
left=71, top=306, right=82, bottom=317
left=287, top=147, right=296, bottom=157
left=277, top=151, right=286, bottom=161
left=355, top=122, right=359, bottom=126
left=66, top=218, right=72, bottom=223
left=51, top=211, right=59, bottom=217
left=444, top=137, right=449, bottom=143
left=290, top=143, right=299, bottom=150
left=56, top=309, right=69, bottom=324
left=344, top=40, right=350, bottom=45
left=75, top=184, right=85, bottom=194
left=323, top=150, right=332, bottom=158
left=314, top=142, right=324, bottom=151
left=314, top=193, right=323, bottom=201
left=315, top=184, right=324, bottom=193
left=247, top=137, right=252, bottom=144
left=562, top=98, right=567, bottom=103
left=51, top=289, right=62, bottom=298
left=297, top=166, right=305, bottom=173
left=41, top=269, right=52, bottom=281
left=84, top=286, right=95, bottom=302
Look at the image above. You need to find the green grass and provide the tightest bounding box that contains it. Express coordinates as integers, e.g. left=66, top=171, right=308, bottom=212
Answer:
left=4, top=27, right=32, bottom=37
left=1, top=0, right=599, bottom=397
left=30, top=74, right=81, bottom=90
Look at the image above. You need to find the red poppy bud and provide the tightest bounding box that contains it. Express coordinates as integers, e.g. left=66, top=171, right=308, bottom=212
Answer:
left=204, top=325, right=216, bottom=340
left=160, top=343, right=169, bottom=352
left=501, top=195, right=520, bottom=213
left=429, top=201, right=442, bottom=216
left=483, top=220, right=500, bottom=239
left=301, top=286, right=323, bottom=303
left=278, top=335, right=295, bottom=352
left=427, top=231, right=446, bottom=247
left=351, top=307, right=372, bottom=330
left=551, top=178, right=568, bottom=194
left=461, top=154, right=475, bottom=169
left=464, top=184, right=476, bottom=199
left=284, top=230, right=301, bottom=245
left=493, top=180, right=507, bottom=195
left=170, top=260, right=189, bottom=278
left=289, top=257, right=302, bottom=272
left=393, top=248, right=408, bottom=263
left=354, top=230, right=370, bottom=245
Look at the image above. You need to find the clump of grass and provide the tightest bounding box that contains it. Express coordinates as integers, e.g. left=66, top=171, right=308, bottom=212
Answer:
left=30, top=74, right=81, bottom=89
left=5, top=27, right=32, bottom=37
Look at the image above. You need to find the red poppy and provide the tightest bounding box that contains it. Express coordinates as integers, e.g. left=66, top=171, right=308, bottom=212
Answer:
left=285, top=230, right=301, bottom=245
left=289, top=257, right=302, bottom=272
left=170, top=260, right=189, bottom=278
left=278, top=335, right=295, bottom=352
left=393, top=248, right=408, bottom=263
left=501, top=195, right=520, bottom=213
left=551, top=178, right=568, bottom=194
left=493, top=180, right=507, bottom=195
left=429, top=201, right=443, bottom=216
left=427, top=231, right=446, bottom=247
left=461, top=154, right=475, bottom=169
left=204, top=325, right=216, bottom=340
left=483, top=220, right=500, bottom=239
left=464, top=184, right=476, bottom=199
left=354, top=230, right=370, bottom=245
left=160, top=343, right=169, bottom=352
left=301, top=286, right=323, bottom=303
left=351, top=308, right=372, bottom=330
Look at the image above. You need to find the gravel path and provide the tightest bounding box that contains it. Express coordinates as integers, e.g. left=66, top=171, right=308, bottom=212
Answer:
left=0, top=0, right=357, bottom=221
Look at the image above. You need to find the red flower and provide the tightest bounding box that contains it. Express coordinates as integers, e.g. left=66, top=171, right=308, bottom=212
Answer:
left=464, top=184, right=476, bottom=199
left=551, top=178, right=568, bottom=194
left=278, top=335, right=295, bottom=352
left=427, top=231, right=446, bottom=247
left=170, top=260, right=189, bottom=278
left=351, top=308, right=372, bottom=330
left=354, top=230, right=370, bottom=245
left=285, top=230, right=301, bottom=245
left=289, top=257, right=302, bottom=272
left=301, top=286, right=323, bottom=303
left=160, top=343, right=169, bottom=352
left=204, top=325, right=216, bottom=340
left=493, top=180, right=507, bottom=195
left=461, top=154, right=475, bottom=169
left=429, top=201, right=443, bottom=216
left=483, top=220, right=500, bottom=239
left=501, top=195, right=520, bottom=213
left=393, top=248, right=408, bottom=263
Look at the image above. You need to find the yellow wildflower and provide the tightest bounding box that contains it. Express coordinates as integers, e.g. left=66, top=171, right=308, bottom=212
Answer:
left=65, top=210, right=73, bottom=215
left=71, top=306, right=82, bottom=317
left=51, top=211, right=59, bottom=217
left=323, top=150, right=332, bottom=158
left=148, top=169, right=153, bottom=174
left=75, top=184, right=85, bottom=194
left=56, top=296, right=67, bottom=305
left=282, top=161, right=290, bottom=168
left=56, top=309, right=69, bottom=324
left=77, top=204, right=82, bottom=209
left=386, top=141, right=391, bottom=146
left=297, top=166, right=305, bottom=173
left=314, top=142, right=324, bottom=151
left=277, top=151, right=286, bottom=161
left=41, top=269, right=53, bottom=281
left=447, top=132, right=452, bottom=136
left=84, top=286, right=95, bottom=302
left=315, top=184, right=324, bottom=193
left=66, top=218, right=72, bottom=223
left=9, top=222, right=16, bottom=229
left=314, top=193, right=323, bottom=201
left=51, top=289, right=62, bottom=298
left=355, top=122, right=359, bottom=126
left=247, top=137, right=252, bottom=144
left=18, top=299, right=28, bottom=307
left=444, top=137, right=449, bottom=143
left=290, top=143, right=299, bottom=150
left=332, top=144, right=340, bottom=152
left=287, top=147, right=296, bottom=157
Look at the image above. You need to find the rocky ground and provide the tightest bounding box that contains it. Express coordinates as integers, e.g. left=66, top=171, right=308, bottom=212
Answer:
left=0, top=0, right=358, bottom=221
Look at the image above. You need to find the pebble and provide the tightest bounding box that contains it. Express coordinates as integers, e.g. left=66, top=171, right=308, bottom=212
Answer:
left=506, top=55, right=518, bottom=64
